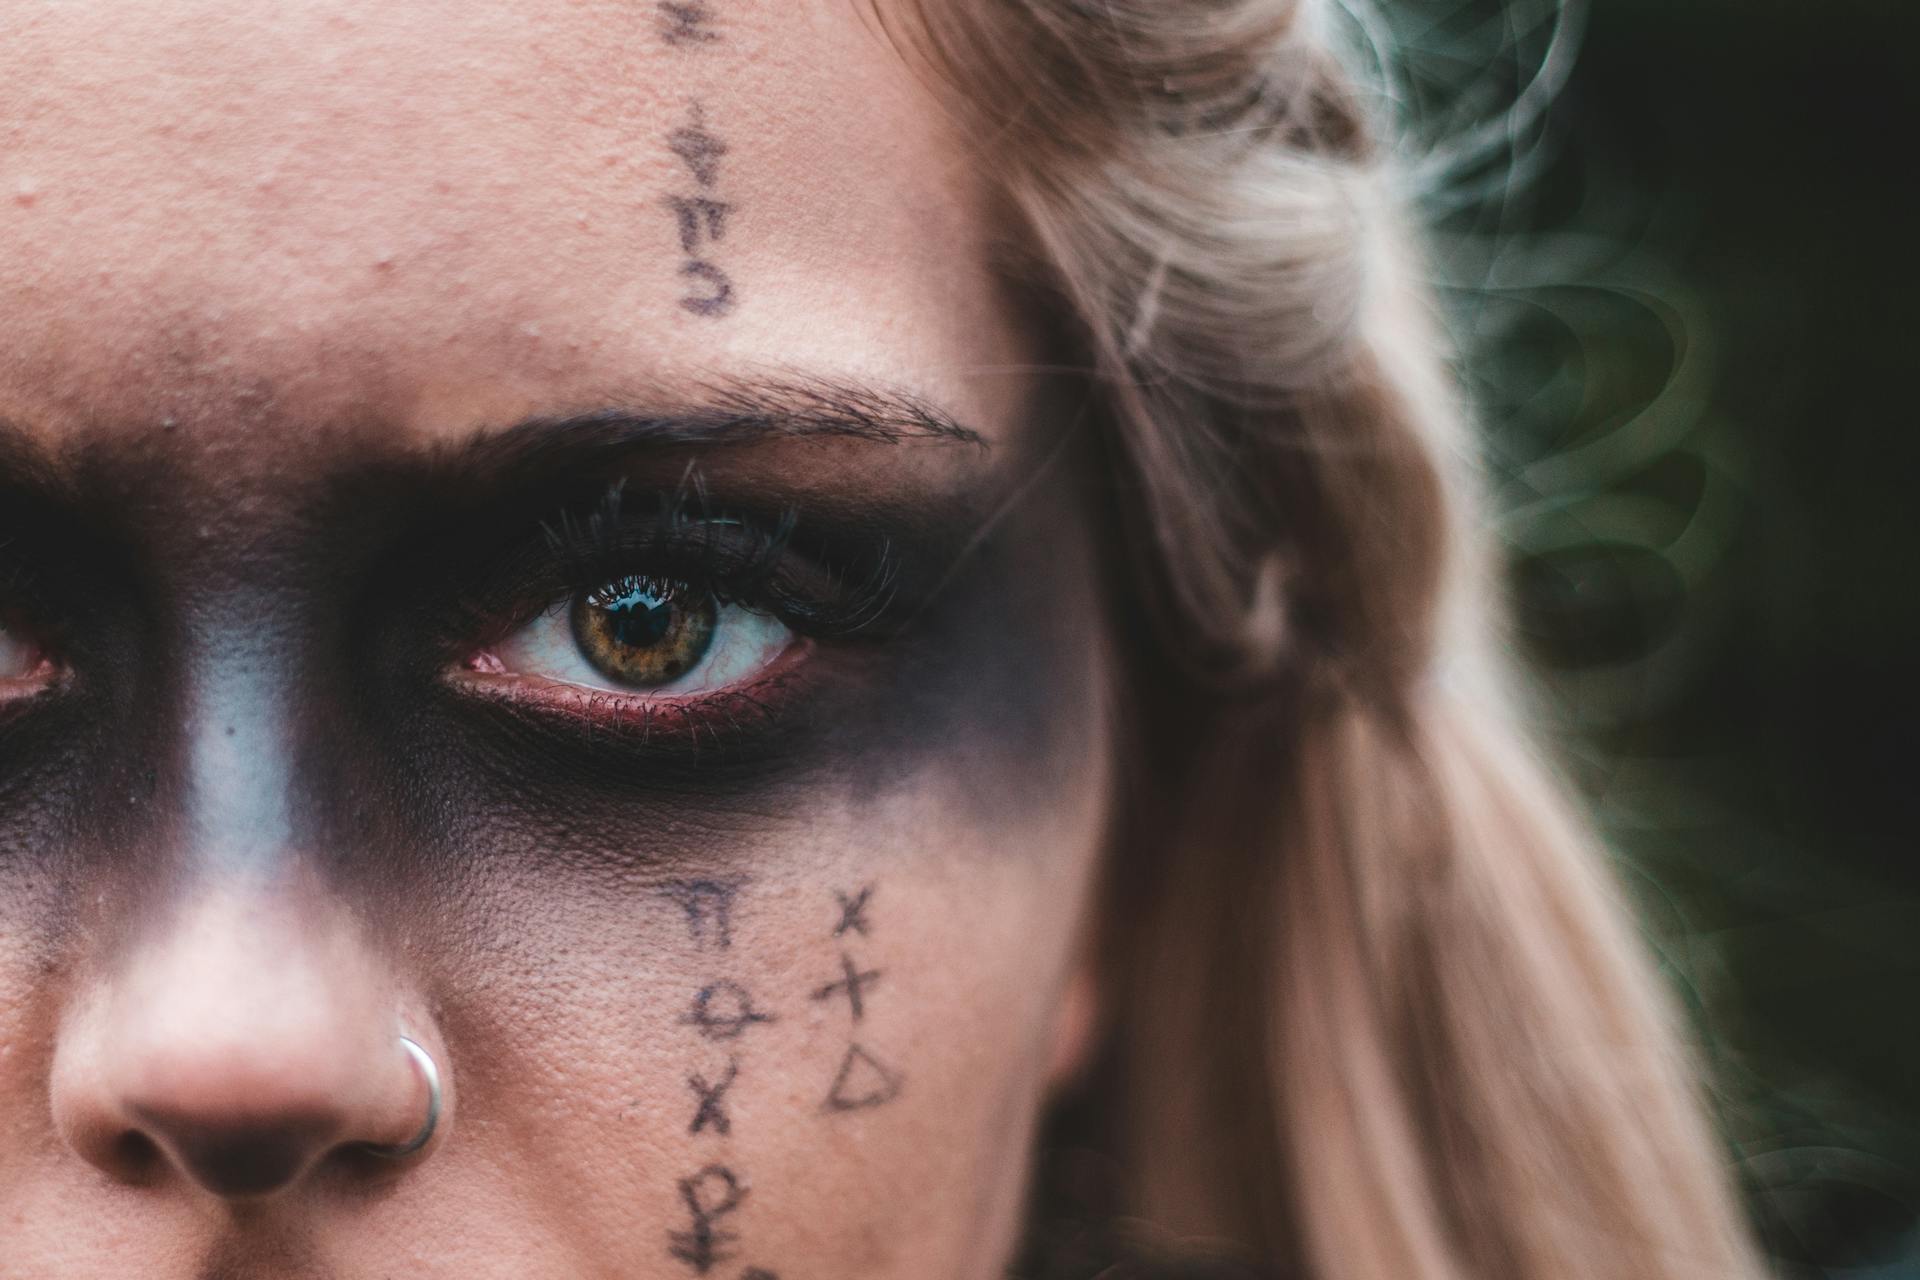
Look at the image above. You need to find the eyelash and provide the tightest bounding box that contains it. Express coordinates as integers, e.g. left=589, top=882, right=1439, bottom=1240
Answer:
left=453, top=483, right=902, bottom=674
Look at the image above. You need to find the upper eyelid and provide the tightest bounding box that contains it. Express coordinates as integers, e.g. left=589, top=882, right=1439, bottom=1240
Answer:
left=371, top=472, right=944, bottom=676
left=542, top=496, right=790, bottom=568
left=469, top=503, right=902, bottom=644
left=535, top=510, right=794, bottom=602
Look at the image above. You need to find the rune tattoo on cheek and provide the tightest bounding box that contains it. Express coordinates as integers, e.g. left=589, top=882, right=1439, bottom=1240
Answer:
left=662, top=877, right=746, bottom=950
left=832, top=884, right=873, bottom=938
left=668, top=113, right=728, bottom=188
left=682, top=980, right=777, bottom=1041
left=663, top=879, right=782, bottom=1280
left=688, top=1057, right=739, bottom=1136
left=811, top=952, right=881, bottom=1023
left=669, top=1165, right=746, bottom=1274
left=812, top=885, right=906, bottom=1113
left=824, top=1043, right=904, bottom=1112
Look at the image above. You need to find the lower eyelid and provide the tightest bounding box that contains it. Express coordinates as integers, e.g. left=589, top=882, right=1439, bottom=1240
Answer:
left=443, top=642, right=813, bottom=735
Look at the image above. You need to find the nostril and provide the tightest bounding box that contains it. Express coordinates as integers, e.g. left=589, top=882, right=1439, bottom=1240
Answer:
left=107, top=1129, right=164, bottom=1185
left=173, top=1131, right=311, bottom=1199
left=130, top=1107, right=341, bottom=1200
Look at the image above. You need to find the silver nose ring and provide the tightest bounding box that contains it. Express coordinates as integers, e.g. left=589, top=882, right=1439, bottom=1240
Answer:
left=367, top=1035, right=442, bottom=1158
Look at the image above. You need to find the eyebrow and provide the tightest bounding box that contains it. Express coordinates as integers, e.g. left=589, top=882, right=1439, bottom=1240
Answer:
left=0, top=375, right=991, bottom=502
left=446, top=376, right=991, bottom=479
left=0, top=421, right=72, bottom=514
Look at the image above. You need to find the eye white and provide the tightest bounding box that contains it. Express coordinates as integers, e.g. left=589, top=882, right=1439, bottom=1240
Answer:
left=493, top=595, right=793, bottom=696
left=0, top=623, right=38, bottom=680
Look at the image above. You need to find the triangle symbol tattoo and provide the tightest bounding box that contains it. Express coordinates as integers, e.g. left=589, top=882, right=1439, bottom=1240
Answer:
left=824, top=1042, right=903, bottom=1112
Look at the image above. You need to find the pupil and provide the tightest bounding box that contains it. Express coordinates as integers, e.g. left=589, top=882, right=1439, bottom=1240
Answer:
left=604, top=585, right=675, bottom=649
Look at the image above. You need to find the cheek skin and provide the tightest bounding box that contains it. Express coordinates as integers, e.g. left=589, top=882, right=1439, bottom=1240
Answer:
left=367, top=765, right=1112, bottom=1278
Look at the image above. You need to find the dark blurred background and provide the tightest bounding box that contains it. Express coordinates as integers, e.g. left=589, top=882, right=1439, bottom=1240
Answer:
left=1417, top=0, right=1919, bottom=1273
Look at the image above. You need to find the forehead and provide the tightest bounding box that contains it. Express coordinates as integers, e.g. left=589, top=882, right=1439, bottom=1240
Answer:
left=0, top=0, right=1027, bottom=444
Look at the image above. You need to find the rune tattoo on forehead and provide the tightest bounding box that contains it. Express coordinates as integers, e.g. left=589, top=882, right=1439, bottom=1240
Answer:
left=668, top=107, right=728, bottom=189
left=657, top=0, right=719, bottom=45
left=662, top=102, right=738, bottom=318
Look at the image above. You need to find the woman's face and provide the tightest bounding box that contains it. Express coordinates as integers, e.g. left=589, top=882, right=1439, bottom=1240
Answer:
left=0, top=2, right=1115, bottom=1276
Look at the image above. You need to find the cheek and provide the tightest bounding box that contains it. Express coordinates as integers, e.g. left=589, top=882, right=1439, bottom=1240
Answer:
left=390, top=757, right=1111, bottom=1277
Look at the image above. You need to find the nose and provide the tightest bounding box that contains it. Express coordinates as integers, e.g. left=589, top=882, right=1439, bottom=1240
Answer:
left=49, top=875, right=445, bottom=1200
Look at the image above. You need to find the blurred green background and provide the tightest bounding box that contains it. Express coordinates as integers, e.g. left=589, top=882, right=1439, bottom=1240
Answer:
left=1413, top=0, right=1919, bottom=1272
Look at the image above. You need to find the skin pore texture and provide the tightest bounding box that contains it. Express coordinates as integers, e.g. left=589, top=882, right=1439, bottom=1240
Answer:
left=0, top=2, right=1116, bottom=1277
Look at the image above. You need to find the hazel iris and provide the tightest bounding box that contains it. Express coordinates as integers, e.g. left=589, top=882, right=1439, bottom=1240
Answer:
left=570, top=575, right=717, bottom=687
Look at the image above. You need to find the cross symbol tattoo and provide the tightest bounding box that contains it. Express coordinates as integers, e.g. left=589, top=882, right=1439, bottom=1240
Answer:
left=811, top=952, right=881, bottom=1023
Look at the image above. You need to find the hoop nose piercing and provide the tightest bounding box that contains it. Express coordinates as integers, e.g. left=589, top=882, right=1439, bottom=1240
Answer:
left=365, top=1035, right=441, bottom=1159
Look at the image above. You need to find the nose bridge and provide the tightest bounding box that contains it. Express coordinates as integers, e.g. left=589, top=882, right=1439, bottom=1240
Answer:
left=188, top=654, right=297, bottom=872
left=180, top=588, right=307, bottom=875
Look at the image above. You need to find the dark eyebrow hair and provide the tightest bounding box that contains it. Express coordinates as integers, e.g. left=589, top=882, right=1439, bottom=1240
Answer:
left=0, top=420, right=71, bottom=511
left=446, top=376, right=991, bottom=478
left=0, top=378, right=1002, bottom=562
left=0, top=375, right=988, bottom=495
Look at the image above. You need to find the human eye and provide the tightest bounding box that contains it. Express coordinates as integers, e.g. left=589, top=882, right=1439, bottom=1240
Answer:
left=0, top=620, right=34, bottom=678
left=441, top=487, right=898, bottom=733
left=476, top=573, right=796, bottom=700
left=0, top=616, right=57, bottom=698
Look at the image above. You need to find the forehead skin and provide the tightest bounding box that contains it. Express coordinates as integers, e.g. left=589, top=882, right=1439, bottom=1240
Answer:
left=0, top=0, right=1029, bottom=444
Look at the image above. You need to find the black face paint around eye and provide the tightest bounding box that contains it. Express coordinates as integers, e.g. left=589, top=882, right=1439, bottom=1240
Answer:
left=0, top=394, right=1101, bottom=962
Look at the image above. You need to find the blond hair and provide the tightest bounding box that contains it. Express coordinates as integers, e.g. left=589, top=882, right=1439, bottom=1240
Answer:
left=876, top=2, right=1767, bottom=1276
